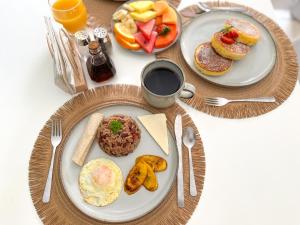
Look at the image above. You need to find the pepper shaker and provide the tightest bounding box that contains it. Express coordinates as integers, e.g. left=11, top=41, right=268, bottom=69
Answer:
left=93, top=27, right=112, bottom=55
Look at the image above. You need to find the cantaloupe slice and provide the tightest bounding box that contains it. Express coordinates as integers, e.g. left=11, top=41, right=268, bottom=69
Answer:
left=162, top=7, right=177, bottom=24
left=153, top=1, right=169, bottom=16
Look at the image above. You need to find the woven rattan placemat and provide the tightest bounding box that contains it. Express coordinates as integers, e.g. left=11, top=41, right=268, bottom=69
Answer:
left=157, top=3, right=299, bottom=119
left=29, top=85, right=205, bottom=225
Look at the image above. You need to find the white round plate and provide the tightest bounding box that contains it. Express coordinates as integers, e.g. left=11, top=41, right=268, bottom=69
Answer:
left=60, top=105, right=178, bottom=222
left=180, top=10, right=277, bottom=87
left=111, top=0, right=182, bottom=54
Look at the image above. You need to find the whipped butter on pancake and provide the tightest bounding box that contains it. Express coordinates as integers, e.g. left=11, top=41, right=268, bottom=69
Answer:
left=225, top=18, right=260, bottom=46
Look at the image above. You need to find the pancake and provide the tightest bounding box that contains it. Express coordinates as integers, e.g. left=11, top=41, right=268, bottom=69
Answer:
left=211, top=32, right=251, bottom=60
left=225, top=18, right=260, bottom=46
left=194, top=42, right=233, bottom=76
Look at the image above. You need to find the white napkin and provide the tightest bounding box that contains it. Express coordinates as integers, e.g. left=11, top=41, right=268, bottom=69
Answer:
left=44, top=16, right=76, bottom=94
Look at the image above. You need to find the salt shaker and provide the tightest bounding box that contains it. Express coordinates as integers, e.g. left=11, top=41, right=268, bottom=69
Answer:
left=75, top=30, right=90, bottom=60
left=93, top=27, right=112, bottom=55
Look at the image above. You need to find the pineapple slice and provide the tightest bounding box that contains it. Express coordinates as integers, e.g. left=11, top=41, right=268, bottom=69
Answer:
left=130, top=10, right=157, bottom=23
left=129, top=1, right=154, bottom=13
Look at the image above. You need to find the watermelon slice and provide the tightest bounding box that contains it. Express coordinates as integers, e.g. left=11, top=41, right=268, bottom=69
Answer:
left=134, top=31, right=158, bottom=53
left=136, top=19, right=155, bottom=40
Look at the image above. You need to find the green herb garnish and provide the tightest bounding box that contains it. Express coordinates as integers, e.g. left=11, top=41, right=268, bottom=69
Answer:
left=220, top=25, right=233, bottom=34
left=109, top=120, right=123, bottom=134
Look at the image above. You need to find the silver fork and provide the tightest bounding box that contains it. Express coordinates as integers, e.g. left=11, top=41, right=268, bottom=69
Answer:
left=42, top=120, right=62, bottom=203
left=205, top=97, right=276, bottom=106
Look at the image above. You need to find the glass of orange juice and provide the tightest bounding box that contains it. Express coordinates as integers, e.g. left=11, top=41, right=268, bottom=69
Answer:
left=49, top=0, right=88, bottom=33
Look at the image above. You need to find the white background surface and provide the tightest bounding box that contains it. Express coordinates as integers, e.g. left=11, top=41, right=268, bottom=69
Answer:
left=0, top=0, right=299, bottom=225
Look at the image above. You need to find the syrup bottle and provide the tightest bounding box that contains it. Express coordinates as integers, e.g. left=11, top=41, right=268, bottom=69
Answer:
left=86, top=41, right=115, bottom=82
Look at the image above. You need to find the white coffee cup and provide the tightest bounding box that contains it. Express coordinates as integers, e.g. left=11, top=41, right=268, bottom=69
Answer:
left=141, top=59, right=195, bottom=108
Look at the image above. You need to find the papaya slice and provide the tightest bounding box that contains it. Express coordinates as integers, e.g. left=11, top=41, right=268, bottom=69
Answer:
left=155, top=16, right=163, bottom=26
left=155, top=24, right=177, bottom=48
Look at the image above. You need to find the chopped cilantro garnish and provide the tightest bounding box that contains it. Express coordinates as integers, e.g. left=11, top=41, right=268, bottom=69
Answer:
left=109, top=120, right=123, bottom=134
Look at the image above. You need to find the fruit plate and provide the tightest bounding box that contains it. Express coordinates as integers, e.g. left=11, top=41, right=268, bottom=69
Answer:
left=180, top=10, right=277, bottom=87
left=111, top=0, right=182, bottom=54
left=60, top=104, right=178, bottom=222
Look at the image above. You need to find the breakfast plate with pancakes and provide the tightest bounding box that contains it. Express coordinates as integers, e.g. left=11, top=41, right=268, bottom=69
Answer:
left=180, top=10, right=276, bottom=87
left=60, top=105, right=178, bottom=222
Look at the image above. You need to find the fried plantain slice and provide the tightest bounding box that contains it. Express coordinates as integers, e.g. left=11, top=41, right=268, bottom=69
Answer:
left=136, top=155, right=167, bottom=172
left=124, top=161, right=148, bottom=195
left=143, top=163, right=158, bottom=191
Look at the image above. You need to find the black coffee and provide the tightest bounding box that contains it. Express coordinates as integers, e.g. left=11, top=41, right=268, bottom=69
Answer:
left=144, top=68, right=181, bottom=95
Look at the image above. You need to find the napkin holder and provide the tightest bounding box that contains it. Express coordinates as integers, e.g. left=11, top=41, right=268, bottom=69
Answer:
left=44, top=17, right=87, bottom=95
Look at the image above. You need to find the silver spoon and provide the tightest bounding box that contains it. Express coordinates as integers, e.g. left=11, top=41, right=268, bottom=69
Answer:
left=183, top=127, right=197, bottom=196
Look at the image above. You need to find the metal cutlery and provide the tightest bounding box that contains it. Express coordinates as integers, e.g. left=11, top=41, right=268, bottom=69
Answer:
left=204, top=97, right=276, bottom=107
left=181, top=1, right=246, bottom=19
left=197, top=2, right=246, bottom=13
left=175, top=115, right=184, bottom=208
left=42, top=120, right=62, bottom=203
left=183, top=127, right=197, bottom=197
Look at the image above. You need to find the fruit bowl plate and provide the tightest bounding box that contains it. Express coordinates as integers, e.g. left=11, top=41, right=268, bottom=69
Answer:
left=111, top=0, right=182, bottom=54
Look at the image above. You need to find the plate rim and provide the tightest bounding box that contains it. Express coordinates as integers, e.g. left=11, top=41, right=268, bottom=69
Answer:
left=59, top=103, right=179, bottom=223
left=180, top=10, right=277, bottom=87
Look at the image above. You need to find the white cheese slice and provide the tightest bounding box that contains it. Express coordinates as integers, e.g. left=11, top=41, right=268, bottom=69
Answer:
left=138, top=113, right=169, bottom=155
left=72, top=112, right=104, bottom=166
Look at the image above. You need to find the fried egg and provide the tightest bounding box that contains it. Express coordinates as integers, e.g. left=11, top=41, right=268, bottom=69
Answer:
left=79, top=158, right=123, bottom=206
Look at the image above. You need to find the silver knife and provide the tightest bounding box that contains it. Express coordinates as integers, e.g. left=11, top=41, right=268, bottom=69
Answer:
left=175, top=114, right=184, bottom=208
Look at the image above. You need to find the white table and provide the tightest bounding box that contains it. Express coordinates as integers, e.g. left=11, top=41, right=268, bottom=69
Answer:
left=0, top=0, right=300, bottom=225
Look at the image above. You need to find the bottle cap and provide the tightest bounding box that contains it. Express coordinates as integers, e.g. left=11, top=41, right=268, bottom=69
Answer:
left=94, top=27, right=108, bottom=40
left=88, top=41, right=101, bottom=55
left=75, top=31, right=90, bottom=46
